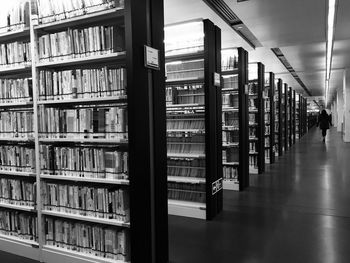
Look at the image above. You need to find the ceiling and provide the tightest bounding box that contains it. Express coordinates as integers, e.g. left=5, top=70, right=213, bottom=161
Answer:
left=164, top=0, right=349, bottom=108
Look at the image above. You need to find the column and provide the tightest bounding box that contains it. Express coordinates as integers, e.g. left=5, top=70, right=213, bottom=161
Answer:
left=337, top=86, right=344, bottom=133
left=343, top=69, right=350, bottom=142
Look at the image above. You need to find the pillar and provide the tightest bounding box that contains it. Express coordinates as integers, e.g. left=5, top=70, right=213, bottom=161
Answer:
left=337, top=86, right=344, bottom=133
left=343, top=69, right=350, bottom=142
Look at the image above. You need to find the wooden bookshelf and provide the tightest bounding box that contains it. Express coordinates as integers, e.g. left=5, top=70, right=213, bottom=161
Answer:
left=0, top=1, right=169, bottom=262
left=165, top=19, right=223, bottom=220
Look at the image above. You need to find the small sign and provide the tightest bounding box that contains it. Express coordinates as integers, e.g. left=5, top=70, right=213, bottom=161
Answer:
left=214, top=72, right=221, bottom=87
left=144, top=45, right=160, bottom=70
left=245, top=84, right=249, bottom=95
left=212, top=178, right=223, bottom=195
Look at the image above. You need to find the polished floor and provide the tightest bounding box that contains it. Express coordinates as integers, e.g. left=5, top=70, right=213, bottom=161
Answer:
left=169, top=127, right=350, bottom=263
left=1, top=127, right=350, bottom=263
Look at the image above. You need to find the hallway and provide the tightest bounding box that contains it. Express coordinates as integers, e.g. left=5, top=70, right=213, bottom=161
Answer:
left=169, top=127, right=350, bottom=263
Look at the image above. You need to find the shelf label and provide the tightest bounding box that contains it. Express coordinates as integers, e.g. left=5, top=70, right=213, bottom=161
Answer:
left=144, top=45, right=160, bottom=70
left=245, top=84, right=249, bottom=95
left=214, top=72, right=221, bottom=87
left=212, top=178, right=223, bottom=195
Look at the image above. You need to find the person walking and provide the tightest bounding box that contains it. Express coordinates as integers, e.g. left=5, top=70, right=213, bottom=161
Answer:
left=317, top=110, right=332, bottom=142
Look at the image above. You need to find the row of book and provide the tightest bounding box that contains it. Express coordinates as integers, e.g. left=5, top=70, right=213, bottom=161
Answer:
left=34, top=0, right=124, bottom=24
left=167, top=115, right=205, bottom=130
left=222, top=93, right=238, bottom=108
left=168, top=182, right=206, bottom=203
left=0, top=78, right=32, bottom=103
left=222, top=112, right=239, bottom=128
left=167, top=165, right=205, bottom=178
left=222, top=130, right=238, bottom=145
left=249, top=142, right=257, bottom=152
left=0, top=42, right=31, bottom=67
left=0, top=110, right=33, bottom=138
left=265, top=149, right=270, bottom=159
left=38, top=107, right=128, bottom=139
left=39, top=67, right=126, bottom=101
left=248, top=98, right=258, bottom=108
left=223, top=166, right=238, bottom=180
left=222, top=54, right=238, bottom=71
left=249, top=128, right=256, bottom=138
left=165, top=32, right=203, bottom=57
left=249, top=156, right=258, bottom=168
left=45, top=217, right=129, bottom=261
left=166, top=87, right=204, bottom=105
left=265, top=126, right=271, bottom=135
left=0, top=178, right=35, bottom=207
left=0, top=210, right=37, bottom=241
left=249, top=114, right=256, bottom=124
left=0, top=145, right=35, bottom=172
left=38, top=25, right=124, bottom=62
left=40, top=145, right=128, bottom=180
left=167, top=142, right=205, bottom=155
left=222, top=148, right=238, bottom=163
left=165, top=60, right=204, bottom=81
left=42, top=182, right=129, bottom=222
left=0, top=0, right=29, bottom=33
left=222, top=75, right=238, bottom=90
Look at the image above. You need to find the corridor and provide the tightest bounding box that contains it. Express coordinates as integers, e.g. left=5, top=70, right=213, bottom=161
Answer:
left=169, top=126, right=350, bottom=263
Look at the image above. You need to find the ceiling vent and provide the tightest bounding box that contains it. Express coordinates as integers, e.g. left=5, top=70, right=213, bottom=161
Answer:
left=271, top=47, right=313, bottom=97
left=202, top=0, right=262, bottom=48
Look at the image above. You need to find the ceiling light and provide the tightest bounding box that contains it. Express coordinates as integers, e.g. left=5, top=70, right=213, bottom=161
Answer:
left=325, top=0, right=338, bottom=106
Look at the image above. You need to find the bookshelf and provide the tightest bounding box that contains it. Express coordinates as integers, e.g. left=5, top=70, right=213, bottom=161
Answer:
left=292, top=90, right=296, bottom=145
left=296, top=93, right=300, bottom=140
left=283, top=83, right=288, bottom=151
left=0, top=1, right=169, bottom=263
left=165, top=20, right=223, bottom=220
left=221, top=48, right=249, bottom=191
left=248, top=62, right=265, bottom=174
left=264, top=72, right=275, bottom=164
left=275, top=79, right=283, bottom=156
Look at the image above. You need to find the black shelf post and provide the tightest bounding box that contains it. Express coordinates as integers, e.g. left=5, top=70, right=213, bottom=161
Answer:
left=221, top=47, right=249, bottom=191
left=125, top=0, right=168, bottom=262
left=288, top=87, right=293, bottom=147
left=284, top=83, right=288, bottom=151
left=277, top=79, right=283, bottom=156
left=205, top=21, right=223, bottom=220
left=265, top=72, right=275, bottom=164
left=292, top=90, right=296, bottom=145
left=239, top=48, right=249, bottom=189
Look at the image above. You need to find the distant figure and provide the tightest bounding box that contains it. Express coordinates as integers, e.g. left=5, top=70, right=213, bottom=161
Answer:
left=317, top=110, right=332, bottom=142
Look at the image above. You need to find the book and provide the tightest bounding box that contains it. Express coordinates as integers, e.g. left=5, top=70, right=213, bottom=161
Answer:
left=45, top=217, right=129, bottom=261
left=38, top=106, right=128, bottom=140
left=0, top=78, right=32, bottom=103
left=38, top=25, right=125, bottom=62
left=35, top=0, right=125, bottom=25
left=42, top=181, right=129, bottom=222
left=0, top=209, right=37, bottom=241
left=40, top=145, right=127, bottom=179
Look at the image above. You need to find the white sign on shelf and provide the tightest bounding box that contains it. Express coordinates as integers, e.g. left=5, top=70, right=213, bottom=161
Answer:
left=212, top=178, right=223, bottom=195
left=214, top=72, right=221, bottom=87
left=144, top=45, right=160, bottom=70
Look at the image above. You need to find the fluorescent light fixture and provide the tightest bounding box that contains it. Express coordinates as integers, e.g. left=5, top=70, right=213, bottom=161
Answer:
left=325, top=0, right=338, bottom=106
left=326, top=0, right=337, bottom=81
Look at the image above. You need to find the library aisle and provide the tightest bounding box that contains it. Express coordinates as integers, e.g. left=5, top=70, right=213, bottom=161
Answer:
left=169, top=127, right=350, bottom=263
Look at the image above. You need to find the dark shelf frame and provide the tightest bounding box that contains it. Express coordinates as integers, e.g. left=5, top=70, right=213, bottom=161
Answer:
left=283, top=83, right=288, bottom=151
left=265, top=72, right=275, bottom=164
left=165, top=19, right=223, bottom=220
left=125, top=0, right=168, bottom=262
left=276, top=79, right=283, bottom=156
left=221, top=47, right=249, bottom=191
left=249, top=62, right=265, bottom=174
